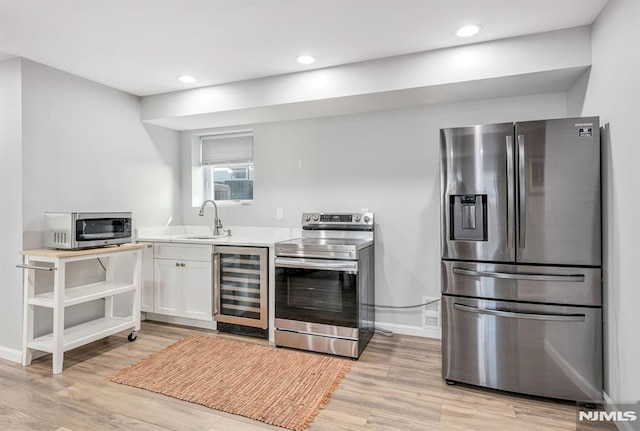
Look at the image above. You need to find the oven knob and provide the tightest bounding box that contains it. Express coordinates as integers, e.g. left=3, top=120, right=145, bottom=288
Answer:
left=354, top=215, right=361, bottom=222
left=363, top=215, right=370, bottom=223
left=305, top=215, right=311, bottom=221
left=312, top=214, right=320, bottom=221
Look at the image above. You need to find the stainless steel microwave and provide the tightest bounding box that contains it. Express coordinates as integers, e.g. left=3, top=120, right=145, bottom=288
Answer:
left=44, top=212, right=132, bottom=249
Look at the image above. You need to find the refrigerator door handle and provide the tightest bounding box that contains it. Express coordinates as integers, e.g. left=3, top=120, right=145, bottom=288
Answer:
left=452, top=267, right=585, bottom=282
left=454, top=303, right=586, bottom=322
left=517, top=134, right=526, bottom=249
left=506, top=135, right=514, bottom=249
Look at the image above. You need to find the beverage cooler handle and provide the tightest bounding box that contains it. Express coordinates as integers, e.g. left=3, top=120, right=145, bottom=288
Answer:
left=454, top=303, right=586, bottom=322
left=212, top=252, right=220, bottom=317
left=517, top=134, right=526, bottom=248
left=506, top=135, right=514, bottom=249
left=453, top=267, right=585, bottom=282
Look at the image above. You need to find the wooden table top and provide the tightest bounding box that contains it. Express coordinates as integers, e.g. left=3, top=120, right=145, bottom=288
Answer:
left=21, top=243, right=146, bottom=258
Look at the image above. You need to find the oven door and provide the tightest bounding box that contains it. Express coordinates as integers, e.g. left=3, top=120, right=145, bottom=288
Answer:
left=275, top=257, right=358, bottom=327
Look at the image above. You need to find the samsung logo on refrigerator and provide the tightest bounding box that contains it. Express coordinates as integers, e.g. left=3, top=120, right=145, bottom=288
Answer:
left=576, top=122, right=594, bottom=137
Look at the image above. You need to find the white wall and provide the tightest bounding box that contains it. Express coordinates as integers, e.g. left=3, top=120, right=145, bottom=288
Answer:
left=182, top=92, right=567, bottom=334
left=142, top=27, right=589, bottom=130
left=568, top=0, right=640, bottom=407
left=0, top=59, right=182, bottom=356
left=21, top=59, right=182, bottom=243
left=0, top=58, right=24, bottom=361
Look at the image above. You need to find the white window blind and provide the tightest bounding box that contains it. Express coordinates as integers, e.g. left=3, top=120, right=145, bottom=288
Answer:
left=200, top=132, right=253, bottom=165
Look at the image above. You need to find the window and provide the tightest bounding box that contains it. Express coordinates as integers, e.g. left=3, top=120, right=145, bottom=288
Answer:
left=200, top=131, right=254, bottom=202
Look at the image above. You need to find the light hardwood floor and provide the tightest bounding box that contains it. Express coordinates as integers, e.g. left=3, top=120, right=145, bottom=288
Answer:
left=0, top=321, right=615, bottom=431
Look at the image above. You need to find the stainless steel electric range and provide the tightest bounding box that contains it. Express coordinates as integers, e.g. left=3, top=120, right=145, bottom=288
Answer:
left=274, top=212, right=375, bottom=358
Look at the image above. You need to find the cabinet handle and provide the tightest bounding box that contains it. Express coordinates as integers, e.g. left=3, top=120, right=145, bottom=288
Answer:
left=181, top=263, right=186, bottom=267
left=175, top=262, right=181, bottom=267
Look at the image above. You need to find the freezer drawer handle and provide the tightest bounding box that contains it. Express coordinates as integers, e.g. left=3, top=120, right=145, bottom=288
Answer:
left=454, top=303, right=586, bottom=322
left=453, top=267, right=585, bottom=282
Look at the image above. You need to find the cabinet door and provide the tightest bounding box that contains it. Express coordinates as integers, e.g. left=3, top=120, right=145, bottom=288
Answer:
left=182, top=261, right=213, bottom=321
left=140, top=242, right=154, bottom=312
left=154, top=260, right=181, bottom=316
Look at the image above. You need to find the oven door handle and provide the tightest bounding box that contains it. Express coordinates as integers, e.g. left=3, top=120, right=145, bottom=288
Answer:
left=275, top=257, right=358, bottom=272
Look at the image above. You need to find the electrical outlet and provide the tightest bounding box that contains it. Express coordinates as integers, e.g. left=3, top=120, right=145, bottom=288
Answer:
left=276, top=208, right=284, bottom=220
left=422, top=296, right=441, bottom=330
left=422, top=296, right=439, bottom=309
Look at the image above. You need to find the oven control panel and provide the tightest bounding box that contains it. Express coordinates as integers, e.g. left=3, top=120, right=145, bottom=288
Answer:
left=301, top=212, right=374, bottom=229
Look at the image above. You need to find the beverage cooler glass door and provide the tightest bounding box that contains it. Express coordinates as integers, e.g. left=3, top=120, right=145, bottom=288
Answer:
left=275, top=258, right=358, bottom=328
left=440, top=123, right=515, bottom=262
left=515, top=118, right=601, bottom=266
left=214, top=246, right=268, bottom=329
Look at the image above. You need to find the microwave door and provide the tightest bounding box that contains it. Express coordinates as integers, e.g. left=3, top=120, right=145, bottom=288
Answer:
left=77, top=218, right=130, bottom=241
left=440, top=123, right=515, bottom=262
left=515, top=118, right=601, bottom=266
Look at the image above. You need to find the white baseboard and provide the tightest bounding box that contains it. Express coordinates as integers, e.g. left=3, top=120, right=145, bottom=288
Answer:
left=0, top=345, right=22, bottom=364
left=603, top=392, right=636, bottom=431
left=143, top=313, right=217, bottom=331
left=375, top=322, right=441, bottom=339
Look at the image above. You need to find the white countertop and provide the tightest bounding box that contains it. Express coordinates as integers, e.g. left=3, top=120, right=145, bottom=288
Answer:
left=135, top=225, right=301, bottom=247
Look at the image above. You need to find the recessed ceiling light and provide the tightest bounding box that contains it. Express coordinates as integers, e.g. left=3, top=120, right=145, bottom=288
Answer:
left=178, top=75, right=196, bottom=83
left=296, top=55, right=316, bottom=65
left=455, top=24, right=482, bottom=38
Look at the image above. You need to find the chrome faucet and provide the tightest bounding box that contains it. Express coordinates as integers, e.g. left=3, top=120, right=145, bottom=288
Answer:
left=198, top=200, right=223, bottom=235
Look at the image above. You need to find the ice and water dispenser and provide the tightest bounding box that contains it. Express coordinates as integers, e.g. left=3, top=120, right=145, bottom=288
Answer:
left=449, top=194, right=487, bottom=241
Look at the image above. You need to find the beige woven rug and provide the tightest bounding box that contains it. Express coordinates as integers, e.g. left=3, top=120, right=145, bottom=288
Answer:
left=106, top=335, right=353, bottom=431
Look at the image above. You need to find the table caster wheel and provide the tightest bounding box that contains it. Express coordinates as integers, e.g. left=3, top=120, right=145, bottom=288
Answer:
left=127, top=331, right=138, bottom=342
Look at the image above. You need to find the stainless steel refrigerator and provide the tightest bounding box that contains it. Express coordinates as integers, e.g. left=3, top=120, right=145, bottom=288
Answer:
left=440, top=117, right=602, bottom=402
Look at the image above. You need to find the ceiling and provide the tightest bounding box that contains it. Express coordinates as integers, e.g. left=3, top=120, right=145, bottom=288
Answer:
left=0, top=0, right=609, bottom=97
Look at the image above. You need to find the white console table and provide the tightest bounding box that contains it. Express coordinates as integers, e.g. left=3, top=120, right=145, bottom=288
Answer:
left=20, top=243, right=145, bottom=374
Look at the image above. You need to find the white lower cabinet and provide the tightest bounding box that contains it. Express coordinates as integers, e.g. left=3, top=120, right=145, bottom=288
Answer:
left=152, top=243, right=213, bottom=321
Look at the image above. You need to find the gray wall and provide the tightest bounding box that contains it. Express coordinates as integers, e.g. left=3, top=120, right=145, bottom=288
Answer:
left=0, top=59, right=182, bottom=356
left=0, top=58, right=24, bottom=359
left=568, top=0, right=640, bottom=407
left=182, top=92, right=567, bottom=333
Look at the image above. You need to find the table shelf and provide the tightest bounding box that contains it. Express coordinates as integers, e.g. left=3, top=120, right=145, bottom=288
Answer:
left=28, top=316, right=136, bottom=353
left=29, top=281, right=137, bottom=308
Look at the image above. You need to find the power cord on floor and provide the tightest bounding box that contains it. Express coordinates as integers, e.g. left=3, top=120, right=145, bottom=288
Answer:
left=374, top=327, right=394, bottom=337
left=369, top=298, right=441, bottom=337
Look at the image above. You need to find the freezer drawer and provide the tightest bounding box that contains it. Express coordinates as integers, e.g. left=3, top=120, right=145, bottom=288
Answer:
left=442, top=295, right=602, bottom=402
left=441, top=260, right=601, bottom=306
